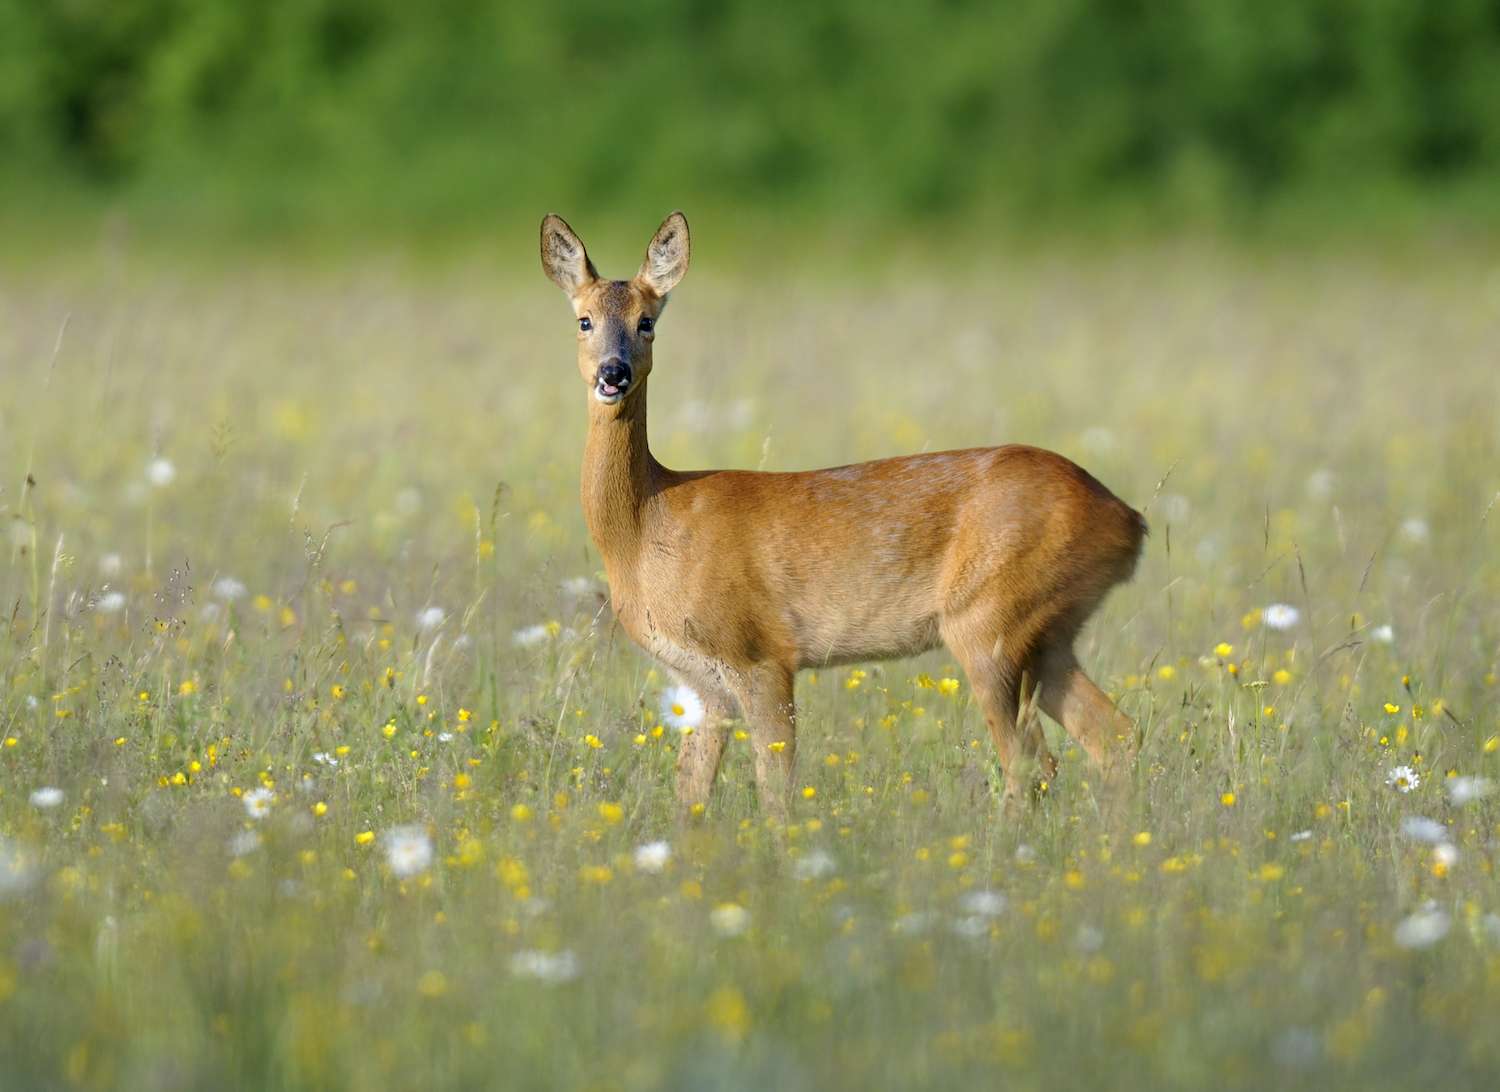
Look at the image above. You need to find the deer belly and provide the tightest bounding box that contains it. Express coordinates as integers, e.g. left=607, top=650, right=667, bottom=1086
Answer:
left=789, top=594, right=942, bottom=668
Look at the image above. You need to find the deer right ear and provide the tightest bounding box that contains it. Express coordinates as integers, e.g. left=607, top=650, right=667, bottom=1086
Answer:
left=540, top=214, right=598, bottom=295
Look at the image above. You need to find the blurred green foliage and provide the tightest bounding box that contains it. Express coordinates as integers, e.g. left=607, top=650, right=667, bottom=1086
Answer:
left=2, top=0, right=1499, bottom=235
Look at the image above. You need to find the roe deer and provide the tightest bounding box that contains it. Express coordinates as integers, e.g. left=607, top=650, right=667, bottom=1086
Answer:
left=540, top=211, right=1146, bottom=816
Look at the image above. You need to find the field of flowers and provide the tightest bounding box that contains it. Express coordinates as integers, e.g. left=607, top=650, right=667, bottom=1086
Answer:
left=2, top=241, right=1499, bottom=1089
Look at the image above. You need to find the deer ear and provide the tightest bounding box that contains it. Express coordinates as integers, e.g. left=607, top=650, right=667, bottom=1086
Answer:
left=636, top=211, right=690, bottom=297
left=540, top=214, right=597, bottom=295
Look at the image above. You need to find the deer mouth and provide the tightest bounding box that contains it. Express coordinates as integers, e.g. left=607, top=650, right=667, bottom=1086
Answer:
left=593, top=368, right=632, bottom=404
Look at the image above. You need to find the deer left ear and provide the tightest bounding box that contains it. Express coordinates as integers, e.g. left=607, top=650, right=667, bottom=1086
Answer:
left=636, top=212, right=690, bottom=297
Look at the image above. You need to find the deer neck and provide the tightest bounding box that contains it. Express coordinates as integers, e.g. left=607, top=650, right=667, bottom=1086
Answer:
left=580, top=379, right=656, bottom=571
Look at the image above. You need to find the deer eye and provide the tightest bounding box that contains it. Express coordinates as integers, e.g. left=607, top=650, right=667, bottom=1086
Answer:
left=578, top=316, right=592, bottom=332
left=638, top=316, right=654, bottom=334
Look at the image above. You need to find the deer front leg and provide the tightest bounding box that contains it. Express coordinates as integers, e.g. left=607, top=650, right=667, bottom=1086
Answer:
left=730, top=663, right=796, bottom=821
left=674, top=683, right=734, bottom=817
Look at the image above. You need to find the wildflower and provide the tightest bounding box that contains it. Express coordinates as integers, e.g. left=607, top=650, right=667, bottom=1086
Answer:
left=937, top=677, right=961, bottom=696
left=312, top=751, right=338, bottom=767
left=1220, top=791, right=1236, bottom=807
left=213, top=577, right=247, bottom=601
left=1214, top=643, right=1233, bottom=659
left=958, top=890, right=1007, bottom=917
left=416, top=606, right=446, bottom=631
left=1447, top=776, right=1492, bottom=805
left=710, top=903, right=751, bottom=937
left=597, top=802, right=623, bottom=824
left=512, top=624, right=551, bottom=648
left=1289, top=830, right=1313, bottom=843
left=660, top=685, right=705, bottom=731
left=1398, top=816, right=1446, bottom=844
left=510, top=949, right=580, bottom=984
left=1393, top=905, right=1449, bottom=949
left=1273, top=668, right=1292, bottom=685
left=383, top=826, right=434, bottom=878
left=355, top=830, right=376, bottom=846
left=29, top=787, right=63, bottom=809
left=95, top=592, right=126, bottom=614
left=510, top=804, right=533, bottom=823
left=633, top=841, right=672, bottom=873
left=793, top=849, right=837, bottom=880
left=1262, top=604, right=1301, bottom=631
left=1383, top=702, right=1400, bottom=715
left=802, top=786, right=817, bottom=800
left=1399, top=517, right=1430, bottom=544
left=243, top=787, right=274, bottom=819
left=1387, top=766, right=1420, bottom=793
left=1132, top=831, right=1152, bottom=847
left=312, top=802, right=328, bottom=817
left=146, top=457, right=176, bottom=487
left=1157, top=665, right=1175, bottom=681
left=1371, top=624, right=1395, bottom=644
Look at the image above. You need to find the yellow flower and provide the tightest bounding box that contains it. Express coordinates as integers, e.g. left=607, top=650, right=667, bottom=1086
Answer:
left=382, top=722, right=397, bottom=740
left=1214, top=642, right=1233, bottom=659
left=598, top=802, right=623, bottom=824
left=937, top=677, right=960, bottom=696
left=1133, top=831, right=1152, bottom=847
left=313, top=802, right=328, bottom=817
left=632, top=733, right=647, bottom=746
left=1273, top=669, right=1292, bottom=685
left=1157, top=665, right=1176, bottom=681
left=178, top=680, right=196, bottom=696
left=1220, top=791, right=1237, bottom=807
left=801, top=786, right=817, bottom=799
left=769, top=741, right=787, bottom=754
left=453, top=773, right=471, bottom=791
left=331, top=684, right=346, bottom=700
left=355, top=830, right=375, bottom=846
left=417, top=970, right=448, bottom=998
left=584, top=734, right=603, bottom=749
left=1383, top=702, right=1400, bottom=715
left=510, top=803, right=533, bottom=822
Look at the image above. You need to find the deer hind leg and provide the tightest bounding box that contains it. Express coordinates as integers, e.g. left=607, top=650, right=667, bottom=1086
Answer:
left=725, top=662, right=796, bottom=821
left=672, top=677, right=735, bottom=817
left=1032, top=640, right=1136, bottom=786
left=944, top=616, right=1057, bottom=811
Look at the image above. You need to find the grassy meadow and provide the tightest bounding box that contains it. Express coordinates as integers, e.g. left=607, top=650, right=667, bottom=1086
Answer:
left=2, top=239, right=1500, bottom=1089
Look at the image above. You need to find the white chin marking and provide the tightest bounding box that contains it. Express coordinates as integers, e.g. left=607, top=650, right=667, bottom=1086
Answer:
left=594, top=388, right=624, bottom=405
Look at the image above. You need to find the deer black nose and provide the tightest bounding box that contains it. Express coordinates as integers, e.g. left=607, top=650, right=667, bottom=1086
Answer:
left=598, top=360, right=631, bottom=389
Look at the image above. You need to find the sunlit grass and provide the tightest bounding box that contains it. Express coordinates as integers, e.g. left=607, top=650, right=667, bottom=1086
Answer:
left=2, top=245, right=1499, bottom=1089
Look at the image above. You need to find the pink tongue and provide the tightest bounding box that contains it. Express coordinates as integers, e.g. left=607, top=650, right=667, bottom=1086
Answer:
left=601, top=383, right=619, bottom=395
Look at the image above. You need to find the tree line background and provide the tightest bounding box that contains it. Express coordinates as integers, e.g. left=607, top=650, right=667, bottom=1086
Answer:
left=2, top=0, right=1499, bottom=240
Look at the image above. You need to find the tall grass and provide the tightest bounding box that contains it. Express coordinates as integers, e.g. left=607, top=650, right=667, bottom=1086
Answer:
left=1, top=242, right=1498, bottom=1088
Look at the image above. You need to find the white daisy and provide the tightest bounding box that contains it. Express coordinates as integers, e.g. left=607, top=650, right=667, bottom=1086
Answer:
left=1393, top=905, right=1449, bottom=949
left=95, top=591, right=126, bottom=614
left=512, top=624, right=551, bottom=648
left=1386, top=765, right=1420, bottom=793
left=1399, top=816, right=1446, bottom=844
left=416, top=606, right=447, bottom=631
left=957, top=890, right=1007, bottom=917
left=1305, top=468, right=1335, bottom=499
left=1289, top=830, right=1313, bottom=843
left=709, top=902, right=750, bottom=937
left=792, top=849, right=837, bottom=881
left=213, top=577, right=247, bottom=601
left=1432, top=843, right=1459, bottom=869
left=1446, top=776, right=1492, bottom=805
left=29, top=787, right=64, bottom=809
left=633, top=840, right=672, bottom=874
left=660, top=685, right=705, bottom=732
left=311, top=751, right=338, bottom=767
left=509, top=949, right=580, bottom=984
left=1370, top=624, right=1395, bottom=644
left=243, top=787, right=274, bottom=819
left=1400, top=517, right=1430, bottom=544
left=382, top=825, right=433, bottom=878
left=1261, top=603, right=1301, bottom=631
left=146, top=457, right=177, bottom=487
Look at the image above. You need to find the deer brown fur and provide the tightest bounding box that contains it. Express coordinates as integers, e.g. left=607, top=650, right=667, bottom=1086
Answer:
left=541, top=211, right=1146, bottom=816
